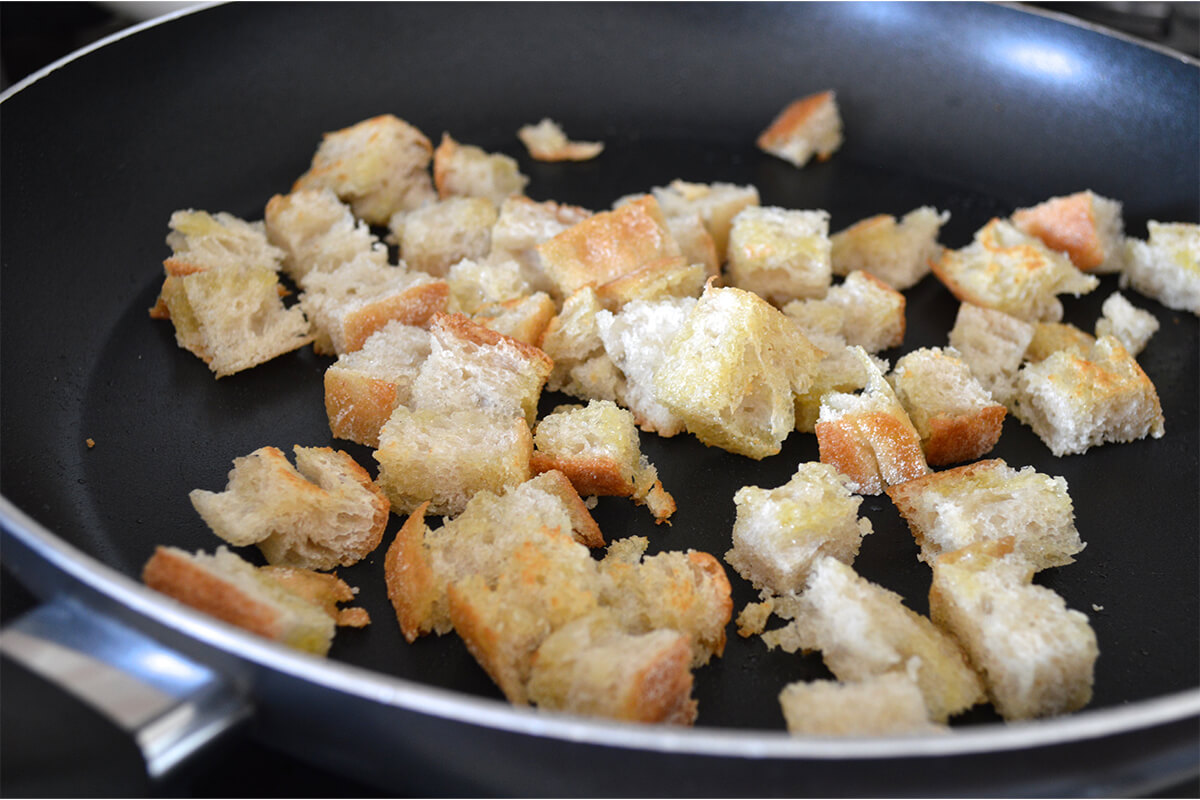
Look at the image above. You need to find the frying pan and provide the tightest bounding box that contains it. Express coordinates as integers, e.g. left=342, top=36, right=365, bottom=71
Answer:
left=2, top=2, right=1197, bottom=795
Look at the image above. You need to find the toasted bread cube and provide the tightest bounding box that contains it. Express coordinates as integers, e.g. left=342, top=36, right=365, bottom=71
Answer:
left=189, top=445, right=390, bottom=570
left=163, top=209, right=286, bottom=276
left=947, top=302, right=1036, bottom=408
left=779, top=674, right=946, bottom=736
left=830, top=207, right=950, bottom=290
left=725, top=462, right=872, bottom=596
left=292, top=114, right=436, bottom=225
left=264, top=188, right=388, bottom=283
left=663, top=212, right=721, bottom=278
left=594, top=257, right=707, bottom=310
left=816, top=347, right=930, bottom=495
left=648, top=179, right=760, bottom=259
left=490, top=196, right=593, bottom=294
left=432, top=133, right=528, bottom=204
left=1013, top=335, right=1165, bottom=456
left=391, top=197, right=499, bottom=277
left=1011, top=190, right=1126, bottom=273
left=885, top=458, right=1084, bottom=570
left=655, top=284, right=824, bottom=459
left=1094, top=291, right=1159, bottom=356
left=726, top=206, right=832, bottom=305
left=793, top=334, right=883, bottom=433
left=756, top=90, right=843, bottom=168
left=517, top=118, right=604, bottom=162
left=470, top=292, right=557, bottom=346
left=445, top=258, right=531, bottom=314
left=538, top=287, right=625, bottom=403
left=929, top=538, right=1098, bottom=720
left=1025, top=321, right=1096, bottom=363
left=785, top=270, right=905, bottom=353
left=932, top=218, right=1099, bottom=322
left=888, top=347, right=1007, bottom=466
left=1120, top=221, right=1200, bottom=316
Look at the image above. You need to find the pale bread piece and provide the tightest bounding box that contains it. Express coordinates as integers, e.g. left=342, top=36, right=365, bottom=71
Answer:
left=263, top=188, right=388, bottom=283
left=189, top=445, right=389, bottom=570
left=885, top=458, right=1084, bottom=570
left=756, top=90, right=843, bottom=168
left=538, top=286, right=625, bottom=403
left=1013, top=335, right=1165, bottom=456
left=887, top=347, right=1007, bottom=466
left=531, top=400, right=676, bottom=523
left=655, top=283, right=824, bottom=459
left=390, top=196, right=498, bottom=277
left=1024, top=321, right=1096, bottom=363
left=779, top=674, right=947, bottom=736
left=298, top=256, right=449, bottom=354
left=490, top=195, right=593, bottom=294
left=162, top=209, right=286, bottom=277
left=1011, top=190, right=1126, bottom=273
left=815, top=347, right=930, bottom=495
left=830, top=207, right=950, bottom=290
left=663, top=212, right=721, bottom=278
left=517, top=119, right=604, bottom=162
left=1094, top=291, right=1159, bottom=357
left=292, top=114, right=436, bottom=225
left=323, top=321, right=432, bottom=447
left=1120, top=221, right=1200, bottom=316
left=726, top=206, right=832, bottom=305
left=470, top=292, right=557, bottom=346
left=947, top=302, right=1036, bottom=408
left=929, top=537, right=1098, bottom=720
left=432, top=133, right=529, bottom=204
left=725, top=462, right=873, bottom=596
left=445, top=258, right=532, bottom=315
left=142, top=546, right=339, bottom=655
left=784, top=270, right=905, bottom=353
left=647, top=179, right=760, bottom=259
left=931, top=218, right=1099, bottom=322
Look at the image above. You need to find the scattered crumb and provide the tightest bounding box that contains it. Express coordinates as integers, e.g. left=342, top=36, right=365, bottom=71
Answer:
left=1092, top=604, right=1104, bottom=612
left=85, top=438, right=96, bottom=449
left=517, top=118, right=604, bottom=162
left=736, top=598, right=776, bottom=638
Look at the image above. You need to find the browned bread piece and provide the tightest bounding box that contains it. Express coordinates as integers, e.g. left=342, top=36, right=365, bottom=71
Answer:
left=1120, top=221, right=1200, bottom=316
left=725, top=462, right=872, bottom=597
left=885, top=458, right=1084, bottom=570
left=292, top=114, right=436, bottom=225
left=594, top=257, right=707, bottom=310
left=946, top=302, right=1036, bottom=408
left=647, top=179, right=761, bottom=260
left=830, top=207, right=949, bottom=290
left=756, top=90, right=843, bottom=168
left=725, top=206, right=832, bottom=305
left=470, top=292, right=557, bottom=347
left=263, top=188, right=389, bottom=283
left=432, top=132, right=529, bottom=204
left=258, top=565, right=370, bottom=628
left=815, top=347, right=930, bottom=495
left=538, top=286, right=626, bottom=403
left=189, top=445, right=390, bottom=570
left=887, top=347, right=1007, bottom=466
left=929, top=537, right=1098, bottom=720
left=1024, top=321, right=1096, bottom=363
left=1011, top=190, right=1126, bottom=273
left=779, top=674, right=947, bottom=736
left=489, top=195, right=593, bottom=294
left=1013, top=335, right=1165, bottom=456
left=390, top=196, right=498, bottom=277
left=1094, top=291, right=1159, bottom=357
left=517, top=119, right=604, bottom=162
left=655, top=283, right=825, bottom=459
left=931, top=218, right=1099, bottom=322
left=791, top=331, right=885, bottom=434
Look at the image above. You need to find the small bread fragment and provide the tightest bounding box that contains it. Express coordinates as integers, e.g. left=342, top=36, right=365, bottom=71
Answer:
left=531, top=400, right=676, bottom=523
left=258, top=565, right=370, bottom=628
left=756, top=90, right=843, bottom=168
left=725, top=462, right=872, bottom=596
left=779, top=674, right=946, bottom=736
left=189, top=445, right=389, bottom=571
left=947, top=302, right=1036, bottom=408
left=885, top=458, right=1084, bottom=570
left=647, top=179, right=761, bottom=259
left=815, top=347, right=929, bottom=495
left=1095, top=291, right=1159, bottom=357
left=655, top=284, right=824, bottom=459
left=490, top=196, right=593, bottom=294
left=1013, top=335, right=1165, bottom=456
left=792, top=335, right=884, bottom=434
left=1120, top=221, right=1200, bottom=316
left=726, top=206, right=832, bottom=305
left=783, top=270, right=905, bottom=353
left=432, top=133, right=529, bottom=204
left=1024, top=321, right=1096, bottom=363
left=830, top=207, right=950, bottom=290
left=390, top=197, right=499, bottom=277
left=292, top=114, right=436, bottom=225
left=929, top=537, right=1098, bottom=720
left=538, top=286, right=625, bottom=403
left=887, top=347, right=1007, bottom=466
left=517, top=118, right=604, bottom=162
left=931, top=218, right=1099, bottom=322
left=264, top=188, right=389, bottom=283
left=1011, top=190, right=1126, bottom=273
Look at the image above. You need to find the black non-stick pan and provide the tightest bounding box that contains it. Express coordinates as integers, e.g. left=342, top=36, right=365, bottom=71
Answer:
left=2, top=2, right=1197, bottom=795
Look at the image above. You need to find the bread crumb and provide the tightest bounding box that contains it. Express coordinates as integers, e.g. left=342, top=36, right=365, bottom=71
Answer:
left=1092, top=604, right=1104, bottom=612
left=518, top=119, right=604, bottom=162
left=85, top=438, right=95, bottom=449
left=735, top=599, right=775, bottom=638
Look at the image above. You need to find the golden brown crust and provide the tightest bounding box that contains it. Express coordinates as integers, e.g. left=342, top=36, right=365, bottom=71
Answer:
left=324, top=370, right=400, bottom=448
left=142, top=547, right=282, bottom=640
left=432, top=312, right=555, bottom=377
left=258, top=565, right=370, bottom=627
left=621, top=635, right=698, bottom=724
left=431, top=133, right=460, bottom=199
left=816, top=409, right=927, bottom=495
left=528, top=469, right=606, bottom=548
left=445, top=577, right=529, bottom=704
left=530, top=452, right=635, bottom=498
left=756, top=90, right=835, bottom=155
left=384, top=502, right=439, bottom=642
left=686, top=551, right=733, bottom=658
left=885, top=459, right=1003, bottom=552
left=922, top=404, right=1008, bottom=466
left=340, top=281, right=449, bottom=353
left=1012, top=193, right=1104, bottom=271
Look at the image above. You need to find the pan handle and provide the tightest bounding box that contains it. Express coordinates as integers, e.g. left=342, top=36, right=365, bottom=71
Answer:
left=0, top=593, right=252, bottom=780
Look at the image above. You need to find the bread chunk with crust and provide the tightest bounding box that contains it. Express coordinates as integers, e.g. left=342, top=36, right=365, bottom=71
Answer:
left=433, top=133, right=529, bottom=205
left=831, top=207, right=949, bottom=290
left=947, top=302, right=1036, bottom=408
left=1024, top=321, right=1096, bottom=363
left=1011, top=190, right=1126, bottom=273
left=726, top=206, right=832, bottom=305
left=779, top=674, right=946, bottom=736
left=784, top=270, right=905, bottom=353
left=756, top=90, right=843, bottom=168
left=517, top=118, right=604, bottom=162
left=647, top=179, right=760, bottom=259
left=1120, top=221, right=1200, bottom=316
left=538, top=287, right=625, bottom=403
left=264, top=188, right=389, bottom=283
left=490, top=196, right=593, bottom=294
left=1094, top=291, right=1159, bottom=357
left=391, top=197, right=498, bottom=277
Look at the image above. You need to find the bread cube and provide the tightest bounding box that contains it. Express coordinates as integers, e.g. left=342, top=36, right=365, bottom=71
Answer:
left=594, top=257, right=707, bottom=310
left=648, top=179, right=760, bottom=259
left=163, top=209, right=286, bottom=276
left=445, top=258, right=530, bottom=314
left=779, top=674, right=945, bottom=736
left=756, top=90, right=843, bottom=168
left=792, top=334, right=882, bottom=433
left=885, top=458, right=1084, bottom=570
left=517, top=118, right=604, bottom=162
left=292, top=114, right=436, bottom=225
left=432, top=132, right=528, bottom=204
left=1011, top=190, right=1126, bottom=273
left=947, top=302, right=1036, bottom=407
left=726, top=206, right=832, bottom=305
left=264, top=188, right=388, bottom=283
left=538, top=287, right=625, bottom=403
left=1013, top=335, right=1165, bottom=456
left=830, top=206, right=950, bottom=290
left=663, top=212, right=720, bottom=278
left=470, top=292, right=557, bottom=346
left=932, top=218, right=1099, bottom=322
left=725, top=462, right=873, bottom=596
left=929, top=537, right=1098, bottom=720
left=1120, top=221, right=1200, bottom=315
left=1095, top=291, right=1159, bottom=356
left=1025, top=321, right=1096, bottom=363
left=490, top=195, right=593, bottom=294
left=784, top=270, right=905, bottom=353
left=391, top=196, right=498, bottom=277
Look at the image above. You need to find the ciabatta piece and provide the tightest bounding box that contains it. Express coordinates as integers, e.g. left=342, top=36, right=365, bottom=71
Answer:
left=1095, top=291, right=1159, bottom=357
left=756, top=90, right=843, bottom=168
left=1011, top=190, right=1126, bottom=273
left=779, top=674, right=946, bottom=736
left=655, top=284, right=824, bottom=459
left=647, top=179, right=760, bottom=259
left=391, top=197, right=498, bottom=277
left=1120, top=221, right=1200, bottom=316
left=887, top=347, right=1007, bottom=466
left=189, top=445, right=389, bottom=570
left=885, top=458, right=1083, bottom=570
left=726, top=206, right=832, bottom=305
left=931, top=218, right=1099, bottom=322
left=784, top=270, right=905, bottom=353
left=947, top=302, right=1036, bottom=408
left=815, top=347, right=930, bottom=495
left=432, top=133, right=528, bottom=204
left=1013, top=335, right=1165, bottom=456
left=725, top=462, right=872, bottom=596
left=929, top=538, right=1098, bottom=720
left=264, top=188, right=388, bottom=283
left=517, top=118, right=604, bottom=162
left=490, top=196, right=593, bottom=294
left=1024, top=321, right=1096, bottom=363
left=292, top=114, right=436, bottom=225
left=830, top=207, right=950, bottom=290
left=538, top=287, right=625, bottom=403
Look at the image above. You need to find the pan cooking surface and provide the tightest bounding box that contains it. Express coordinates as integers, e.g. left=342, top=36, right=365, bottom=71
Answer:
left=1, top=2, right=1197, bottom=737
